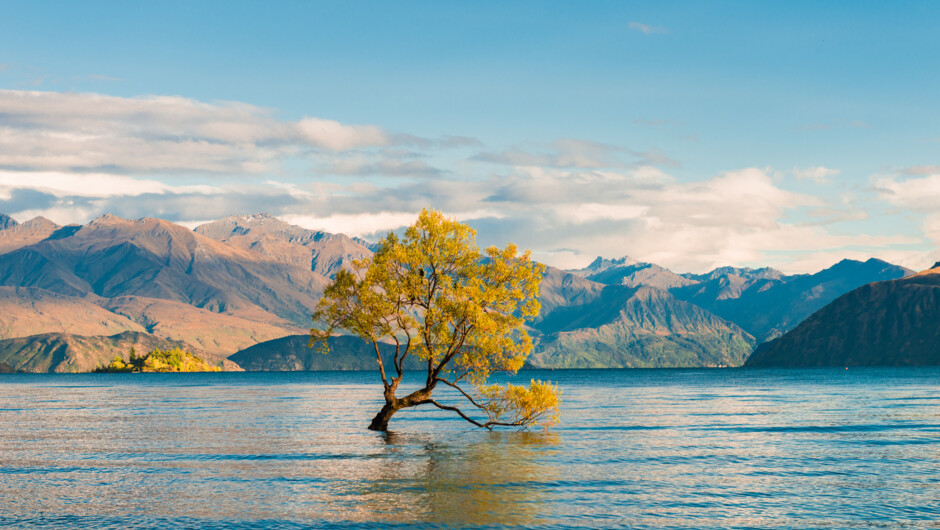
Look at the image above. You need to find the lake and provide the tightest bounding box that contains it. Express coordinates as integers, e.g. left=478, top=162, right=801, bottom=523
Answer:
left=1, top=368, right=938, bottom=528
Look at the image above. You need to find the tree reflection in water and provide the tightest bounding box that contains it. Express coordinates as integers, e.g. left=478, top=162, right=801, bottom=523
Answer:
left=356, top=430, right=560, bottom=526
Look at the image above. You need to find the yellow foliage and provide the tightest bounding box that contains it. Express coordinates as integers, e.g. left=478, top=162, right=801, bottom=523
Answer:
left=95, top=346, right=220, bottom=373
left=479, top=380, right=561, bottom=429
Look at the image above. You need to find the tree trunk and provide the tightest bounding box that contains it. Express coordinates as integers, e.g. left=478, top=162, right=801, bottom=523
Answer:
left=368, top=400, right=400, bottom=431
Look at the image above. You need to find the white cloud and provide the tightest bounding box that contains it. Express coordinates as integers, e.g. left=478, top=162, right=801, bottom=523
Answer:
left=283, top=208, right=506, bottom=238
left=793, top=166, right=840, bottom=183
left=901, top=165, right=940, bottom=176
left=294, top=117, right=389, bottom=151
left=0, top=89, right=395, bottom=174
left=0, top=170, right=217, bottom=197
left=282, top=212, right=419, bottom=237
left=875, top=173, right=940, bottom=212
left=875, top=172, right=940, bottom=245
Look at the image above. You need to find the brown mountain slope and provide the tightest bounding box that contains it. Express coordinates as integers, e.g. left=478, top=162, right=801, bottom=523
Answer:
left=745, top=265, right=940, bottom=367
left=0, top=216, right=63, bottom=255
left=0, top=286, right=145, bottom=340
left=100, top=296, right=302, bottom=356
left=0, top=214, right=329, bottom=327
left=194, top=213, right=372, bottom=277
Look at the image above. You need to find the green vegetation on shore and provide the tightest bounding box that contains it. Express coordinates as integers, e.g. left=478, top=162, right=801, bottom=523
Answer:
left=95, top=347, right=221, bottom=373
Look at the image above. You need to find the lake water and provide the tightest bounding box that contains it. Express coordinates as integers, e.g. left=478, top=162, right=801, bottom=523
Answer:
left=1, top=368, right=938, bottom=528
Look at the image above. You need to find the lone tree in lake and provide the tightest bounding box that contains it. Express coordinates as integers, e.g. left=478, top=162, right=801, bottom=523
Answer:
left=311, top=209, right=559, bottom=431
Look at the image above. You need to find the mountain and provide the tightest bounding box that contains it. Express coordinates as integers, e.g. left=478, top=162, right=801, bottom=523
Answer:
left=99, top=296, right=300, bottom=356
left=0, top=287, right=145, bottom=340
left=231, top=334, right=426, bottom=371
left=0, top=331, right=200, bottom=373
left=0, top=213, right=376, bottom=372
left=529, top=267, right=755, bottom=368
left=535, top=266, right=607, bottom=318
left=0, top=213, right=16, bottom=230
left=586, top=262, right=696, bottom=290
left=0, top=214, right=330, bottom=327
left=745, top=265, right=940, bottom=367
left=579, top=257, right=912, bottom=342
left=194, top=213, right=372, bottom=278
left=674, top=258, right=913, bottom=341
left=0, top=211, right=917, bottom=371
left=567, top=256, right=639, bottom=277
left=0, top=216, right=63, bottom=255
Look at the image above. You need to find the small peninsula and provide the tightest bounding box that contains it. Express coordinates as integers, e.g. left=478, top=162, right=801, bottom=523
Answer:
left=95, top=347, right=221, bottom=373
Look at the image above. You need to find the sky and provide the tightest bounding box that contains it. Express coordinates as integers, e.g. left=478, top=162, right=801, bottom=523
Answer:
left=0, top=1, right=939, bottom=273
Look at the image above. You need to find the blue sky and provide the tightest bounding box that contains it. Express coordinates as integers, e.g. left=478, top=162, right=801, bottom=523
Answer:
left=0, top=1, right=938, bottom=272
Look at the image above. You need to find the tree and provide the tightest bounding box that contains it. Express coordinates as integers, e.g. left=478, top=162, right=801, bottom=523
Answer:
left=311, top=209, right=559, bottom=431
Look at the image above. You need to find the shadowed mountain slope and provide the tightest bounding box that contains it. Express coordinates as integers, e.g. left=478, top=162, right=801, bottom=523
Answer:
left=674, top=258, right=912, bottom=341
left=231, top=334, right=426, bottom=371
left=745, top=265, right=940, bottom=367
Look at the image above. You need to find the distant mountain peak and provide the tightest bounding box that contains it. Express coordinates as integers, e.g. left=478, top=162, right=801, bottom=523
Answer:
left=21, top=216, right=58, bottom=229
left=0, top=213, right=18, bottom=231
left=234, top=212, right=277, bottom=223
left=690, top=265, right=787, bottom=282
left=198, top=213, right=294, bottom=236
left=568, top=255, right=639, bottom=277
left=823, top=257, right=916, bottom=277
left=588, top=255, right=637, bottom=269
left=88, top=213, right=126, bottom=226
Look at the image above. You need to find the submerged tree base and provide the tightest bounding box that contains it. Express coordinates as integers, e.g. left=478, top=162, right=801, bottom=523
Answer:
left=368, top=403, right=399, bottom=431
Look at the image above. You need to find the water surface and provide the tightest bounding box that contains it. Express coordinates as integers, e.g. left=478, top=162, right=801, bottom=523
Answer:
left=1, top=368, right=938, bottom=528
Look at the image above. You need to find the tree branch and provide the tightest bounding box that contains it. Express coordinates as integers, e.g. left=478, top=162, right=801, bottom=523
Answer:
left=438, top=379, right=487, bottom=410
left=419, top=399, right=488, bottom=429
left=372, top=340, right=389, bottom=388
left=431, top=323, right=474, bottom=380
left=419, top=399, right=537, bottom=430
left=394, top=329, right=412, bottom=376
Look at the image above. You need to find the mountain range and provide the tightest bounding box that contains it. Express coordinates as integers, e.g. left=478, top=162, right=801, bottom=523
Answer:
left=0, top=211, right=917, bottom=372
left=746, top=263, right=940, bottom=367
